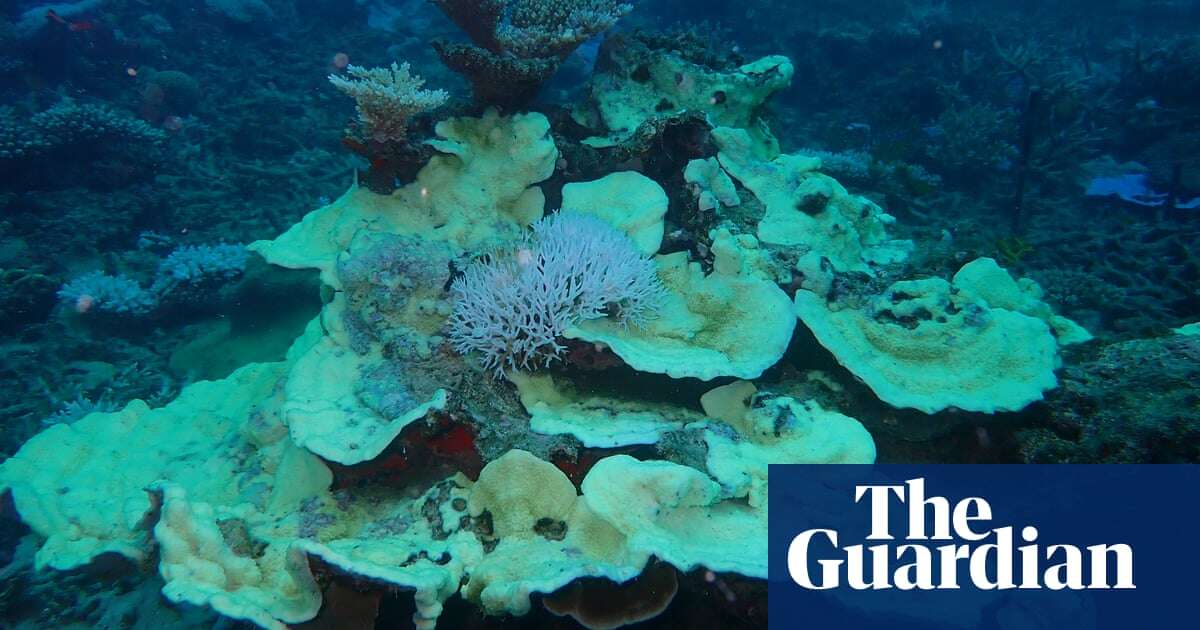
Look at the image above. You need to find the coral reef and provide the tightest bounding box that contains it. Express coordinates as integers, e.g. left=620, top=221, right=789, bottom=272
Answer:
left=57, top=243, right=249, bottom=323
left=579, top=33, right=794, bottom=147
left=1021, top=333, right=1200, bottom=463
left=3, top=106, right=892, bottom=629
left=330, top=62, right=448, bottom=144
left=1, top=1, right=1199, bottom=627
left=431, top=0, right=631, bottom=108
left=330, top=62, right=448, bottom=192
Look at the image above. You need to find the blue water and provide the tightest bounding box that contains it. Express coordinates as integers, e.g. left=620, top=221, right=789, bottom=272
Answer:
left=0, top=1, right=1197, bottom=627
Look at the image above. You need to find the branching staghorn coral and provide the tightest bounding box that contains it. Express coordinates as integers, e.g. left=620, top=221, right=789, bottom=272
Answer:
left=57, top=243, right=250, bottom=321
left=58, top=271, right=158, bottom=317
left=329, top=62, right=448, bottom=143
left=432, top=0, right=632, bottom=108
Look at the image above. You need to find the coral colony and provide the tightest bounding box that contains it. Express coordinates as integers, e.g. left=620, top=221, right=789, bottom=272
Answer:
left=449, top=212, right=666, bottom=375
left=0, top=0, right=1197, bottom=628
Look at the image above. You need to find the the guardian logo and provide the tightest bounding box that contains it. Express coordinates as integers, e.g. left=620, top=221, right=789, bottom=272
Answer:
left=787, top=478, right=1136, bottom=591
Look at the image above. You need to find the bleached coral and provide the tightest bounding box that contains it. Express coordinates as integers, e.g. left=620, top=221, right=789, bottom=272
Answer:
left=204, top=0, right=274, bottom=24
left=448, top=212, right=665, bottom=375
left=683, top=157, right=740, bottom=212
left=329, top=62, right=448, bottom=142
left=43, top=396, right=120, bottom=426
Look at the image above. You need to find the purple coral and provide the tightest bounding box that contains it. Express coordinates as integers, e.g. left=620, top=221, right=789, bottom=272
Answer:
left=448, top=212, right=665, bottom=375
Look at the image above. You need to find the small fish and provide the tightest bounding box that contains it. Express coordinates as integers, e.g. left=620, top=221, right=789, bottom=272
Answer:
left=45, top=9, right=96, bottom=32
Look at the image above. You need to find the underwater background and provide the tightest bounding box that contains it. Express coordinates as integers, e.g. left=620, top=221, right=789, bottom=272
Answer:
left=0, top=0, right=1197, bottom=628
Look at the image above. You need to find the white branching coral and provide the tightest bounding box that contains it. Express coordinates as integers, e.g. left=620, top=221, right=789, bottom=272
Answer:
left=448, top=212, right=666, bottom=376
left=328, top=62, right=448, bottom=142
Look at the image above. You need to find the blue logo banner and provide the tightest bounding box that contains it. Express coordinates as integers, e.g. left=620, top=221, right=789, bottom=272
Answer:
left=768, top=465, right=1198, bottom=629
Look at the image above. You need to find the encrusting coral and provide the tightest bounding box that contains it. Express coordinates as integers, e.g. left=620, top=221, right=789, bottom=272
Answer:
left=579, top=33, right=794, bottom=148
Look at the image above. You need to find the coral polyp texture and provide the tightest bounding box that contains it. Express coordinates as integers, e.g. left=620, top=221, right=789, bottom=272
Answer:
left=57, top=271, right=157, bottom=316
left=57, top=243, right=250, bottom=320
left=431, top=0, right=631, bottom=107
left=329, top=62, right=448, bottom=143
left=448, top=212, right=666, bottom=375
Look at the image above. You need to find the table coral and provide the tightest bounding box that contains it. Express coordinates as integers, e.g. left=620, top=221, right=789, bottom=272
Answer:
left=508, top=371, right=706, bottom=447
left=559, top=171, right=669, bottom=256
left=714, top=126, right=913, bottom=275
left=249, top=109, right=557, bottom=286
left=566, top=230, right=796, bottom=381
left=794, top=265, right=1063, bottom=414
left=581, top=34, right=794, bottom=147
left=431, top=0, right=631, bottom=108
